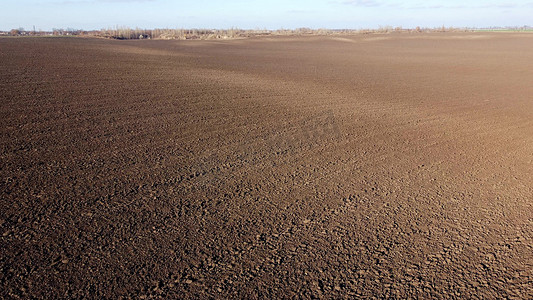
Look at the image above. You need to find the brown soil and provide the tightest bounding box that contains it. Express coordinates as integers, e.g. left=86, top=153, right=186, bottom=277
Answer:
left=1, top=33, right=532, bottom=298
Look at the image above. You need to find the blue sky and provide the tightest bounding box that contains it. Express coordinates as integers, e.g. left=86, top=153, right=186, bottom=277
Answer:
left=1, top=0, right=532, bottom=31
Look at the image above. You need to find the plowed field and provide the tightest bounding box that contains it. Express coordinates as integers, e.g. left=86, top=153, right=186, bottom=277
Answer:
left=1, top=33, right=532, bottom=298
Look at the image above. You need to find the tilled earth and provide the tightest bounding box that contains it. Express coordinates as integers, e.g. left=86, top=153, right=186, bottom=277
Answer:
left=1, top=33, right=532, bottom=298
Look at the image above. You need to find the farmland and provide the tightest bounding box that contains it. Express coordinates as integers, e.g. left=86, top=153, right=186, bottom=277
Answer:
left=1, top=33, right=532, bottom=298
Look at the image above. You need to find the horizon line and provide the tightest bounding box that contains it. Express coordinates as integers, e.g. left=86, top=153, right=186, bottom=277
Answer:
left=3, top=24, right=533, bottom=32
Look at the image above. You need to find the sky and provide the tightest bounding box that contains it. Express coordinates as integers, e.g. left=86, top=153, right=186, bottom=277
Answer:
left=1, top=0, right=532, bottom=31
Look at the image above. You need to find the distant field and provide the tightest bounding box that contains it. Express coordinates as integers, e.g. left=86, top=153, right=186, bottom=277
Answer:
left=1, top=33, right=532, bottom=298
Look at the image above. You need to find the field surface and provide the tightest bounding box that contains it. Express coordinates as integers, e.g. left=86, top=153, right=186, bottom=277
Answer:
left=1, top=33, right=532, bottom=298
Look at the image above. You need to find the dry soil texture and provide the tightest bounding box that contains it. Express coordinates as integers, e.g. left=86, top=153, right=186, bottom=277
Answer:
left=1, top=33, right=532, bottom=298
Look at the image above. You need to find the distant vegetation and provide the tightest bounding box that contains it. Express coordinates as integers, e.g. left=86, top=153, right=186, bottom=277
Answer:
left=2, top=26, right=532, bottom=40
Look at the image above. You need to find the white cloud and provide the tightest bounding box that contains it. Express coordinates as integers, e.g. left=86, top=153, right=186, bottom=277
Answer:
left=341, top=1, right=528, bottom=10
left=56, top=0, right=155, bottom=4
left=342, top=0, right=382, bottom=7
